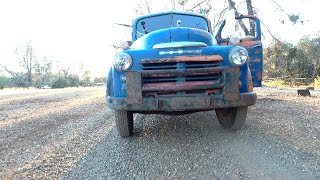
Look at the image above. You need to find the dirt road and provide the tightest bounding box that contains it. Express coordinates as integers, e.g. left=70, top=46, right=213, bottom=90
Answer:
left=0, top=87, right=319, bottom=179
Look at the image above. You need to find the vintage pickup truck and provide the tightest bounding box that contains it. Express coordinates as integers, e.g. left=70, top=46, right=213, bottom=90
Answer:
left=107, top=11, right=262, bottom=137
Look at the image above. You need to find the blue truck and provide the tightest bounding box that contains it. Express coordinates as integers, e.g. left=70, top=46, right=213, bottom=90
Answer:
left=107, top=11, right=263, bottom=137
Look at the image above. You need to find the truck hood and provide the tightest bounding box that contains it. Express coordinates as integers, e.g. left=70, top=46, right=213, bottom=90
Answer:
left=131, top=27, right=218, bottom=50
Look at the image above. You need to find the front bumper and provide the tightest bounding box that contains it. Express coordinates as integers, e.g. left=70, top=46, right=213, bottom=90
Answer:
left=107, top=92, right=256, bottom=111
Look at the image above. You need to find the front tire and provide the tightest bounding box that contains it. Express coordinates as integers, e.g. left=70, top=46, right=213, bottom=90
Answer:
left=215, top=106, right=248, bottom=130
left=114, top=110, right=133, bottom=137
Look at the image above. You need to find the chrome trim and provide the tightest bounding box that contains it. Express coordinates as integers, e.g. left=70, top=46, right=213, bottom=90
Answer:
left=153, top=41, right=207, bottom=49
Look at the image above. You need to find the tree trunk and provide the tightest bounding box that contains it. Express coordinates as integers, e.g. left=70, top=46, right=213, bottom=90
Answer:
left=312, top=65, right=318, bottom=79
left=245, top=0, right=256, bottom=36
left=227, top=0, right=250, bottom=35
left=144, top=0, right=151, bottom=14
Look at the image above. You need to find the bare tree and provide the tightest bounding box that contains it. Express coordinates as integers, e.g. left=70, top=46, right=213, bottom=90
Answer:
left=226, top=0, right=250, bottom=35
left=61, top=66, right=71, bottom=79
left=134, top=0, right=151, bottom=15
left=15, top=41, right=34, bottom=86
left=34, top=56, right=52, bottom=85
left=245, top=0, right=256, bottom=36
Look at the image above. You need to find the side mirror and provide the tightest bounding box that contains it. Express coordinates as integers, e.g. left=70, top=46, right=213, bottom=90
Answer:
left=229, top=35, right=240, bottom=45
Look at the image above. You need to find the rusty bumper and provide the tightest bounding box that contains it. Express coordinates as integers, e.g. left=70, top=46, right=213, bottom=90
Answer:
left=107, top=92, right=256, bottom=111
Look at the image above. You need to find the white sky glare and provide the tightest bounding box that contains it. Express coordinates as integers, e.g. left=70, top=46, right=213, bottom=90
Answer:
left=0, top=0, right=319, bottom=77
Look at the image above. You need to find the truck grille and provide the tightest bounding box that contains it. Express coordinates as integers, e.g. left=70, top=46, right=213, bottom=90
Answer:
left=140, top=55, right=224, bottom=97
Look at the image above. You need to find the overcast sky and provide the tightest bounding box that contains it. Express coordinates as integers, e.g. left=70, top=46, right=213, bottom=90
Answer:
left=0, top=0, right=319, bottom=77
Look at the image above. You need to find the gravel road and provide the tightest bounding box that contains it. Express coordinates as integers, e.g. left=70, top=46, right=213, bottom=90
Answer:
left=1, top=87, right=319, bottom=179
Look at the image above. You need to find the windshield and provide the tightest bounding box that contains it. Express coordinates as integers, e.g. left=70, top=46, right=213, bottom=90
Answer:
left=135, top=14, right=210, bottom=39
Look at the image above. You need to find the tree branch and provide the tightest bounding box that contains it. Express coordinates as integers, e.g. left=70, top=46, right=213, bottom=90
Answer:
left=227, top=0, right=250, bottom=35
left=259, top=19, right=282, bottom=44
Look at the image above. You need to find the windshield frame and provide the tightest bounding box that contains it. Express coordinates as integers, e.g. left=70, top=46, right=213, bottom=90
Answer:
left=132, top=11, right=212, bottom=42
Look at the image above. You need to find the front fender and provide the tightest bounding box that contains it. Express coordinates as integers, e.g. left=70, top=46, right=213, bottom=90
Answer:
left=106, top=68, right=113, bottom=97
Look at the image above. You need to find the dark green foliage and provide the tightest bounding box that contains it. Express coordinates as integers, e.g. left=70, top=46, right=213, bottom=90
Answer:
left=68, top=75, right=80, bottom=87
left=51, top=79, right=69, bottom=88
left=93, top=77, right=105, bottom=84
left=51, top=74, right=80, bottom=88
left=264, top=35, right=320, bottom=82
left=11, top=73, right=28, bottom=87
left=288, top=14, right=300, bottom=24
left=0, top=76, right=12, bottom=89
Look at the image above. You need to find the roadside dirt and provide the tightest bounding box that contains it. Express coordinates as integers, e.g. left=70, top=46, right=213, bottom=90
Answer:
left=0, top=87, right=319, bottom=179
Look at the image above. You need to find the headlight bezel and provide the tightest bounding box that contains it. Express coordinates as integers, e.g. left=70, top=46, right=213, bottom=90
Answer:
left=228, top=46, right=248, bottom=66
left=113, top=52, right=133, bottom=72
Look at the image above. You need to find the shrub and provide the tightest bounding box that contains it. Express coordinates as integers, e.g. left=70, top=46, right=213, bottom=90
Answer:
left=51, top=79, right=68, bottom=88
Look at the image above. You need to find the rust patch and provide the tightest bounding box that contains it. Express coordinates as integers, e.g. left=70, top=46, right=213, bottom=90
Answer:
left=247, top=68, right=253, bottom=92
left=220, top=40, right=261, bottom=47
left=158, top=96, right=210, bottom=110
left=141, top=55, right=223, bottom=64
left=239, top=40, right=261, bottom=46
left=255, top=71, right=262, bottom=80
left=142, top=80, right=223, bottom=92
left=250, top=58, right=261, bottom=63
left=126, top=71, right=142, bottom=104
left=142, top=67, right=226, bottom=78
left=206, top=89, right=222, bottom=94
left=223, top=67, right=240, bottom=100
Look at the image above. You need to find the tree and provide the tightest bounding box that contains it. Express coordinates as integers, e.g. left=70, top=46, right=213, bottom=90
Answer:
left=264, top=41, right=300, bottom=80
left=80, top=70, right=92, bottom=86
left=15, top=41, right=34, bottom=86
left=34, top=56, right=52, bottom=85
left=263, top=37, right=318, bottom=83
left=134, top=0, right=151, bottom=15
left=94, top=77, right=105, bottom=84
left=1, top=65, right=28, bottom=87
left=297, top=36, right=320, bottom=79
left=0, top=76, right=12, bottom=89
left=67, top=74, right=80, bottom=87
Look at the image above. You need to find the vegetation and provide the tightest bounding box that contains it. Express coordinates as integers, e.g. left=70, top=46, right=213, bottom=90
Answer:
left=263, top=78, right=286, bottom=87
left=0, top=0, right=317, bottom=89
left=264, top=35, right=320, bottom=87
left=0, top=41, right=105, bottom=89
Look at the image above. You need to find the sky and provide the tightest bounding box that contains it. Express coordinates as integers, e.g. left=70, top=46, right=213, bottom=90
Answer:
left=0, top=0, right=319, bottom=77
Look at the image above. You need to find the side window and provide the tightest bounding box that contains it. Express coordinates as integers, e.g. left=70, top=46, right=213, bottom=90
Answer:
left=221, top=18, right=257, bottom=40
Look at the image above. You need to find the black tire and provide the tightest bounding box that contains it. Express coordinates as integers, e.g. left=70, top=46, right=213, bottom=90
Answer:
left=215, top=106, right=248, bottom=130
left=115, top=110, right=133, bottom=137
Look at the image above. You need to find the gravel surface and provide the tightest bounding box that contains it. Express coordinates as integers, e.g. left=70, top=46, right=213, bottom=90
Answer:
left=1, top=87, right=319, bottom=179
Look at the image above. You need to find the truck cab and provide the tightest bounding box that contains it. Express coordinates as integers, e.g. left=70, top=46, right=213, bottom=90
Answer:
left=107, top=11, right=263, bottom=137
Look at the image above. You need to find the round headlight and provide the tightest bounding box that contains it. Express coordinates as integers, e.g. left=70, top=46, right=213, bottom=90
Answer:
left=113, top=52, right=133, bottom=71
left=229, top=47, right=248, bottom=66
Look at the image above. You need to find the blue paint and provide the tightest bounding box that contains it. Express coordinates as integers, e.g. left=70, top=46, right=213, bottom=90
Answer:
left=107, top=11, right=263, bottom=99
left=216, top=16, right=263, bottom=87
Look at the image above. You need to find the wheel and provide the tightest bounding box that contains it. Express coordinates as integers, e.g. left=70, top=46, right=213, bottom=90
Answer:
left=114, top=110, right=133, bottom=137
left=215, top=106, right=248, bottom=130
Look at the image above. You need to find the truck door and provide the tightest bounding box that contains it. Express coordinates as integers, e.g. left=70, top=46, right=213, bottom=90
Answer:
left=215, top=16, right=263, bottom=87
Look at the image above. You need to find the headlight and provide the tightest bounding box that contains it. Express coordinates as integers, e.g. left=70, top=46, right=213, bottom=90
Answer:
left=113, top=52, right=133, bottom=71
left=229, top=47, right=248, bottom=66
